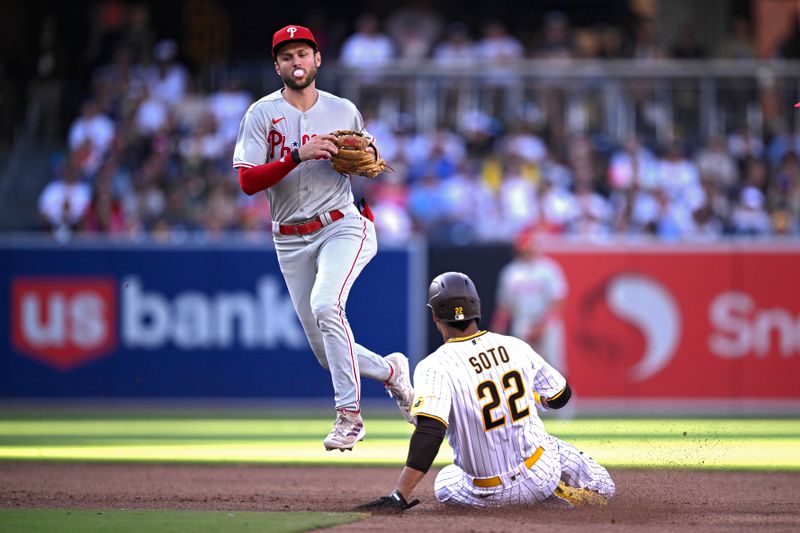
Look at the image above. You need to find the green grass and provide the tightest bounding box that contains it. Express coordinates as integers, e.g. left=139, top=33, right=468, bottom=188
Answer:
left=0, top=415, right=798, bottom=470
left=0, top=509, right=366, bottom=533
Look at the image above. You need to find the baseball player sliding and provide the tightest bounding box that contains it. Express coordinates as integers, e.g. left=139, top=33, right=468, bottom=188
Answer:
left=232, top=25, right=413, bottom=451
left=357, top=272, right=614, bottom=511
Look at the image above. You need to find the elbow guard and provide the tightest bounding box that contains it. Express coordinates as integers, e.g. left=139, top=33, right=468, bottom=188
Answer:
left=544, top=383, right=572, bottom=410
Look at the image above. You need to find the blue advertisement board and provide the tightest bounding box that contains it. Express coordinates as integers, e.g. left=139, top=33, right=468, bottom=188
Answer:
left=0, top=238, right=426, bottom=398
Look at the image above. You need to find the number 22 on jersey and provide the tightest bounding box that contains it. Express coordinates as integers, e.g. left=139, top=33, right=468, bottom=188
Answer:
left=476, top=370, right=531, bottom=431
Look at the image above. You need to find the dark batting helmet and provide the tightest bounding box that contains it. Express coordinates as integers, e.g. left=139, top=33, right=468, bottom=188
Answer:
left=427, top=272, right=481, bottom=323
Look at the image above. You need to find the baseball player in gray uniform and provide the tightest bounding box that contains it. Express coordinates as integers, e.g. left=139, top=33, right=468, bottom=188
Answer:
left=492, top=226, right=569, bottom=375
left=232, top=24, right=414, bottom=451
left=356, top=272, right=614, bottom=512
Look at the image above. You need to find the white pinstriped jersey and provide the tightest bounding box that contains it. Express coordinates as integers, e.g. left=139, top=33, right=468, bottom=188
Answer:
left=232, top=89, right=368, bottom=224
left=410, top=330, right=566, bottom=479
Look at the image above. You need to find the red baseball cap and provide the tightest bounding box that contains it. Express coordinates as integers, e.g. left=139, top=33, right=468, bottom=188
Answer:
left=272, top=25, right=317, bottom=58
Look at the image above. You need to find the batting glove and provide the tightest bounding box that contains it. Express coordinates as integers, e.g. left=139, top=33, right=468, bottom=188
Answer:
left=354, top=489, right=420, bottom=513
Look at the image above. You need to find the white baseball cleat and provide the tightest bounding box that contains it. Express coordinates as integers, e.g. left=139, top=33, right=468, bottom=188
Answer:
left=384, top=352, right=414, bottom=423
left=323, top=410, right=365, bottom=451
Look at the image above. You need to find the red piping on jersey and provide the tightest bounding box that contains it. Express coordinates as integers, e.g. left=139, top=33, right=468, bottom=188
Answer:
left=236, top=155, right=299, bottom=195
left=337, top=217, right=369, bottom=411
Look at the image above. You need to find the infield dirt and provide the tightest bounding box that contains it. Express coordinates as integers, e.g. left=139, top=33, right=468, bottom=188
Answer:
left=1, top=463, right=798, bottom=532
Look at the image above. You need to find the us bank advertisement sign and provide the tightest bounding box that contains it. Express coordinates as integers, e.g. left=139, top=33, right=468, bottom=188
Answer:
left=0, top=242, right=416, bottom=397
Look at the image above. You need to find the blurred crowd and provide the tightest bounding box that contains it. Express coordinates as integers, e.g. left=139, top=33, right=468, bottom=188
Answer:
left=29, top=2, right=800, bottom=243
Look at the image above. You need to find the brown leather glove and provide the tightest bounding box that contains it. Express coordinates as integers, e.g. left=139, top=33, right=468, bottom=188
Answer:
left=330, top=130, right=392, bottom=178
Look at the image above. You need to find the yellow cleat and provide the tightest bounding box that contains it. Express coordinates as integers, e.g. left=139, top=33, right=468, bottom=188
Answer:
left=553, top=481, right=608, bottom=507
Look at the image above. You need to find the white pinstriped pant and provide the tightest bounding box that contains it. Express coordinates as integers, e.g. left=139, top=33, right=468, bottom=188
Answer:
left=274, top=203, right=390, bottom=412
left=434, top=434, right=615, bottom=507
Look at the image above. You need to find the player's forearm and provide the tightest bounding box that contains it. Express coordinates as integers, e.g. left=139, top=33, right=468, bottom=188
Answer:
left=395, top=466, right=426, bottom=500
left=237, top=150, right=301, bottom=195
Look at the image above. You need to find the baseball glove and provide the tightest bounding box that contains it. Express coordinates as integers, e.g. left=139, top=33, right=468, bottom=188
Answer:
left=354, top=490, right=420, bottom=514
left=330, top=130, right=392, bottom=178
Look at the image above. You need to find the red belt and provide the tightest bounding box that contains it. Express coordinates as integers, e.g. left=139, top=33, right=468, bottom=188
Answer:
left=278, top=210, right=344, bottom=235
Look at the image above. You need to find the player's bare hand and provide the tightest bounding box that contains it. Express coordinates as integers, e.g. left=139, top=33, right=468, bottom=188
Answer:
left=298, top=134, right=339, bottom=161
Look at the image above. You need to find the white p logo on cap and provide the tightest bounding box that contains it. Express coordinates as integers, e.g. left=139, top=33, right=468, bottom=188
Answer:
left=287, top=27, right=297, bottom=38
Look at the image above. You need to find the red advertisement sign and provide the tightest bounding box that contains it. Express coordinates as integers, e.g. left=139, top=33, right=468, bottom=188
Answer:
left=551, top=245, right=800, bottom=399
left=11, top=277, right=117, bottom=371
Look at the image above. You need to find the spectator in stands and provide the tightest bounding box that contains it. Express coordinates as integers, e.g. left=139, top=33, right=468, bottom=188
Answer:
left=596, top=24, right=626, bottom=59
left=570, top=178, right=614, bottom=239
left=573, top=28, right=602, bottom=60
left=38, top=154, right=92, bottom=238
left=532, top=11, right=574, bottom=60
left=363, top=113, right=401, bottom=164
left=133, top=85, right=170, bottom=138
left=238, top=190, right=271, bottom=240
left=22, top=8, right=800, bottom=244
left=657, top=141, right=702, bottom=206
left=766, top=120, right=800, bottom=167
left=693, top=178, right=730, bottom=239
left=717, top=16, right=756, bottom=59
left=407, top=172, right=445, bottom=235
left=695, top=134, right=739, bottom=194
left=91, top=46, right=135, bottom=125
left=438, top=160, right=499, bottom=244
left=124, top=155, right=168, bottom=231
left=178, top=110, right=226, bottom=174
left=67, top=99, right=116, bottom=177
left=144, top=39, right=188, bottom=106
left=728, top=127, right=764, bottom=163
left=538, top=174, right=579, bottom=233
left=200, top=182, right=239, bottom=237
left=174, top=76, right=211, bottom=135
left=432, top=23, right=477, bottom=67
left=608, top=136, right=659, bottom=191
left=385, top=0, right=443, bottom=61
left=731, top=186, right=771, bottom=235
left=501, top=121, right=547, bottom=164
left=670, top=23, right=707, bottom=59
left=631, top=19, right=665, bottom=60
left=82, top=173, right=127, bottom=234
left=474, top=20, right=524, bottom=63
left=769, top=152, right=800, bottom=230
left=405, top=128, right=466, bottom=182
left=457, top=108, right=503, bottom=155
left=611, top=179, right=659, bottom=235
left=339, top=14, right=395, bottom=67
left=651, top=187, right=698, bottom=240
left=498, top=159, right=539, bottom=236
left=207, top=76, right=252, bottom=145
left=368, top=179, right=414, bottom=245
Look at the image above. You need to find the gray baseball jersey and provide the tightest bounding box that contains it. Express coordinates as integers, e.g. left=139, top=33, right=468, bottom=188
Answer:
left=232, top=89, right=367, bottom=224
left=231, top=87, right=391, bottom=414
left=411, top=330, right=614, bottom=507
left=496, top=256, right=569, bottom=372
left=496, top=256, right=567, bottom=338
